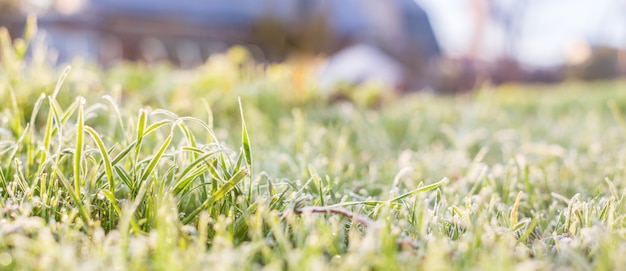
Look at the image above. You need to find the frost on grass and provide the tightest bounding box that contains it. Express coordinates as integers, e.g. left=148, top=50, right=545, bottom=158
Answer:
left=2, top=25, right=626, bottom=270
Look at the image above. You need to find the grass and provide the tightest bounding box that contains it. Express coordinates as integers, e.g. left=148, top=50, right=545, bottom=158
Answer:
left=2, top=21, right=626, bottom=270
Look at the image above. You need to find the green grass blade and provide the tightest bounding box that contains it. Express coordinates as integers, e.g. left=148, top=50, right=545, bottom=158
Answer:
left=182, top=168, right=248, bottom=224
left=36, top=103, right=55, bottom=175
left=238, top=98, right=252, bottom=203
left=74, top=97, right=85, bottom=196
left=388, top=178, right=447, bottom=203
left=85, top=126, right=115, bottom=194
left=519, top=218, right=538, bottom=242
left=114, top=165, right=133, bottom=190
left=26, top=93, right=46, bottom=176
left=139, top=132, right=173, bottom=182
left=51, top=65, right=71, bottom=99
left=134, top=109, right=147, bottom=160
left=102, top=94, right=126, bottom=136
left=144, top=120, right=172, bottom=135
left=111, top=142, right=136, bottom=167
left=173, top=148, right=227, bottom=194
left=101, top=190, right=122, bottom=216
left=52, top=164, right=92, bottom=229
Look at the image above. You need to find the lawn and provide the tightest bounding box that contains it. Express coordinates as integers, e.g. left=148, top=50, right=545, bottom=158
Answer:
left=2, top=23, right=626, bottom=270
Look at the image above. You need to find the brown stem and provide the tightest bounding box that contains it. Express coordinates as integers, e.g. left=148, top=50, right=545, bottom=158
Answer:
left=296, top=206, right=373, bottom=227
left=294, top=206, right=420, bottom=249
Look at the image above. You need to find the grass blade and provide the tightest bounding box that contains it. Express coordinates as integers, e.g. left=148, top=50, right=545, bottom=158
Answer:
left=134, top=109, right=147, bottom=161
left=51, top=65, right=71, bottom=99
left=36, top=103, right=55, bottom=175
left=173, top=148, right=227, bottom=194
left=85, top=126, right=115, bottom=194
left=74, top=97, right=85, bottom=196
left=388, top=178, right=447, bottom=202
left=182, top=168, right=248, bottom=224
left=140, top=132, right=173, bottom=182
left=238, top=98, right=252, bottom=203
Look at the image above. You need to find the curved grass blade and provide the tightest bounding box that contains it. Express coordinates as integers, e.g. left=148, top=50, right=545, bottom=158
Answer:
left=182, top=168, right=248, bottom=224
left=388, top=178, right=446, bottom=202
left=332, top=178, right=446, bottom=208
left=180, top=116, right=220, bottom=145
left=51, top=65, right=71, bottom=99
left=175, top=167, right=209, bottom=198
left=139, top=132, right=173, bottom=182
left=173, top=148, right=227, bottom=195
left=85, top=126, right=115, bottom=195
left=144, top=120, right=172, bottom=135
left=94, top=120, right=169, bottom=183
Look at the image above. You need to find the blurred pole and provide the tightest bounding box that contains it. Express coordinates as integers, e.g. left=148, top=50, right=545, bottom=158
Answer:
left=618, top=0, right=626, bottom=76
left=469, top=0, right=485, bottom=59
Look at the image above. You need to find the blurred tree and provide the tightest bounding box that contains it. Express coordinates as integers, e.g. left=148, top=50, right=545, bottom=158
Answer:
left=487, top=0, right=532, bottom=59
left=0, top=0, right=22, bottom=16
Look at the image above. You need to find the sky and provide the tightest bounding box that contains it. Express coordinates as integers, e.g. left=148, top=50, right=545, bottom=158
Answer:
left=417, top=0, right=626, bottom=67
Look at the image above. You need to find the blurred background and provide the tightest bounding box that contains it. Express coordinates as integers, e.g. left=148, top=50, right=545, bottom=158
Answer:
left=1, top=0, right=625, bottom=93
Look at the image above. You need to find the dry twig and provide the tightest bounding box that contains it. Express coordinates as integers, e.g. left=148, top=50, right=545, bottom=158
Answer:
left=294, top=206, right=420, bottom=249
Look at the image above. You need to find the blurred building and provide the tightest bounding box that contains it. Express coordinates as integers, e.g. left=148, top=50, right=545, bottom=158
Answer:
left=1, top=0, right=439, bottom=63
left=6, top=0, right=622, bottom=93
left=1, top=0, right=443, bottom=90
